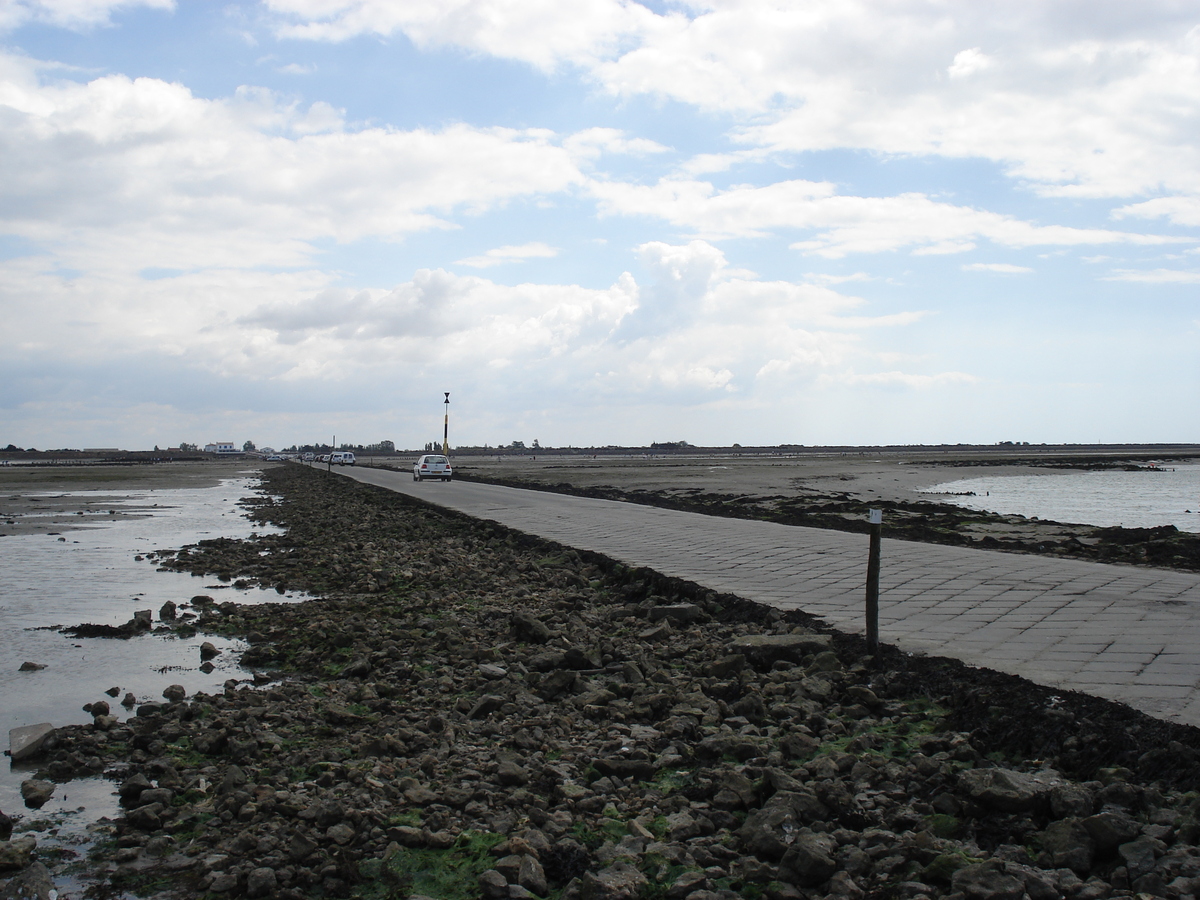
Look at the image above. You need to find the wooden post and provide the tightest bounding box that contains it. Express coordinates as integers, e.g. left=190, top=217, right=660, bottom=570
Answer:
left=865, top=509, right=882, bottom=654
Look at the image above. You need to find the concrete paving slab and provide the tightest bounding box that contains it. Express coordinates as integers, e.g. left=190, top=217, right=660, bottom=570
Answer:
left=339, top=466, right=1200, bottom=727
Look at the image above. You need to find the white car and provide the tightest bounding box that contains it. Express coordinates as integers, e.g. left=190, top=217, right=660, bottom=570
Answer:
left=413, top=454, right=453, bottom=481
left=330, top=451, right=356, bottom=465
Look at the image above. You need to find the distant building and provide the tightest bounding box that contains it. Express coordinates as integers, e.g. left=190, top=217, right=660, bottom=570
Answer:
left=203, top=442, right=239, bottom=454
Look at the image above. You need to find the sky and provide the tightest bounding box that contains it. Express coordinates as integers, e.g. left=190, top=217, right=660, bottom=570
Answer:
left=1, top=0, right=1198, bottom=452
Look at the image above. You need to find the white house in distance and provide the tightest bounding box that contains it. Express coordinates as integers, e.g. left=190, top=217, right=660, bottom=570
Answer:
left=203, top=441, right=239, bottom=454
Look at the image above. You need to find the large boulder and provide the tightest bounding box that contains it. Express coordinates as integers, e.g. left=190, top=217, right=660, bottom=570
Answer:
left=0, top=837, right=37, bottom=871
left=8, top=724, right=55, bottom=763
left=0, top=860, right=54, bottom=900
left=19, top=781, right=53, bottom=810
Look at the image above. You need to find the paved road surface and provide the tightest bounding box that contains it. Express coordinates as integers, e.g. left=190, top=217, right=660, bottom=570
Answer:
left=339, top=466, right=1200, bottom=728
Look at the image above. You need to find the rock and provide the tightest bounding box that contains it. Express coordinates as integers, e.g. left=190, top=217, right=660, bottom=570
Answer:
left=579, top=859, right=647, bottom=899
left=1117, top=838, right=1158, bottom=882
left=648, top=603, right=704, bottom=624
left=159, top=600, right=177, bottom=621
left=704, top=654, right=745, bottom=678
left=199, top=641, right=220, bottom=660
left=162, top=684, right=187, bottom=703
left=0, top=860, right=54, bottom=899
left=730, top=633, right=831, bottom=666
left=1082, top=810, right=1141, bottom=853
left=131, top=609, right=153, bottom=630
left=89, top=700, right=111, bottom=717
left=0, top=837, right=37, bottom=871
left=778, top=833, right=838, bottom=887
left=469, top=695, right=506, bottom=719
left=519, top=855, right=549, bottom=896
left=1038, top=819, right=1094, bottom=875
left=104, top=686, right=120, bottom=696
left=479, top=869, right=509, bottom=899
left=951, top=861, right=1026, bottom=900
left=497, top=761, right=529, bottom=786
left=119, top=773, right=152, bottom=803
left=0, top=812, right=10, bottom=841
left=592, top=758, right=658, bottom=782
left=511, top=613, right=552, bottom=643
left=958, top=768, right=1055, bottom=813
left=342, top=657, right=372, bottom=678
left=17, top=662, right=45, bottom=672
left=126, top=803, right=163, bottom=831
left=327, top=823, right=356, bottom=846
left=19, top=780, right=54, bottom=809
left=245, top=867, right=277, bottom=898
left=8, top=724, right=55, bottom=762
left=121, top=692, right=136, bottom=707
left=479, top=663, right=508, bottom=679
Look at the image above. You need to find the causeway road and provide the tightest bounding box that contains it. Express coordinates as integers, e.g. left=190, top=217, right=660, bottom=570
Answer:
left=340, top=466, right=1200, bottom=728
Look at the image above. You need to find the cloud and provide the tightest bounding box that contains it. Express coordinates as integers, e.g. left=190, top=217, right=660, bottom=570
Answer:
left=264, top=0, right=659, bottom=72
left=0, top=0, right=173, bottom=31
left=267, top=1, right=1200, bottom=207
left=563, top=127, right=669, bottom=161
left=0, top=52, right=586, bottom=272
left=822, top=370, right=981, bottom=389
left=591, top=177, right=1183, bottom=256
left=947, top=47, right=993, bottom=79
left=455, top=242, right=560, bottom=268
left=962, top=262, right=1034, bottom=273
left=1102, top=268, right=1200, bottom=283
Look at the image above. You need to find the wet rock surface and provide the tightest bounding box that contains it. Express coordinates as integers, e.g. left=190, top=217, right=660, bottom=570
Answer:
left=11, top=463, right=1200, bottom=900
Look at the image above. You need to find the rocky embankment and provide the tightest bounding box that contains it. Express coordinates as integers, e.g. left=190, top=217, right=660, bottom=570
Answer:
left=6, top=464, right=1200, bottom=900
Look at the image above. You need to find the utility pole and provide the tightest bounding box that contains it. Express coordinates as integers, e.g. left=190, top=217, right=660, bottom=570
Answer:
left=328, top=435, right=334, bottom=473
left=442, top=393, right=450, bottom=456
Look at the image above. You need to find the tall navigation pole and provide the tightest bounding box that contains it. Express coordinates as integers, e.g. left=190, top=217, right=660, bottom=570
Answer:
left=442, top=393, right=450, bottom=456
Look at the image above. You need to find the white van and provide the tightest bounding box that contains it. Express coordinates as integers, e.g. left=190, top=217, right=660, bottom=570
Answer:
left=330, top=451, right=356, bottom=466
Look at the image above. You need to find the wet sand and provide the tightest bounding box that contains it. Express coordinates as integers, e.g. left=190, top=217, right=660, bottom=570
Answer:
left=451, top=451, right=1075, bottom=505
left=0, top=460, right=267, bottom=536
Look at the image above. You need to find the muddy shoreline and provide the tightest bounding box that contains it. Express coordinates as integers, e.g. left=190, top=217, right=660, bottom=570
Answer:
left=7, top=464, right=1200, bottom=900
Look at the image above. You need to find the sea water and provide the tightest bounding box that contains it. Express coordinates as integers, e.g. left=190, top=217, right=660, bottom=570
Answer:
left=920, top=462, right=1200, bottom=533
left=0, top=474, right=301, bottom=859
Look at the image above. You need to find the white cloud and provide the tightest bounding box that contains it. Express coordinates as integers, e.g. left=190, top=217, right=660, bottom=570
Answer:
left=947, top=47, right=993, bottom=79
left=962, top=262, right=1034, bottom=273
left=264, top=0, right=659, bottom=72
left=455, top=242, right=560, bottom=268
left=591, top=177, right=1183, bottom=256
left=563, top=127, right=669, bottom=161
left=0, top=0, right=172, bottom=31
left=1102, top=268, right=1200, bottom=283
left=822, top=370, right=981, bottom=389
left=267, top=1, right=1200, bottom=205
left=0, top=53, right=586, bottom=272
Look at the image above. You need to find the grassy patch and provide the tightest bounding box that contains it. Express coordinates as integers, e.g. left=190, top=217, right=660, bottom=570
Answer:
left=354, top=830, right=505, bottom=900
